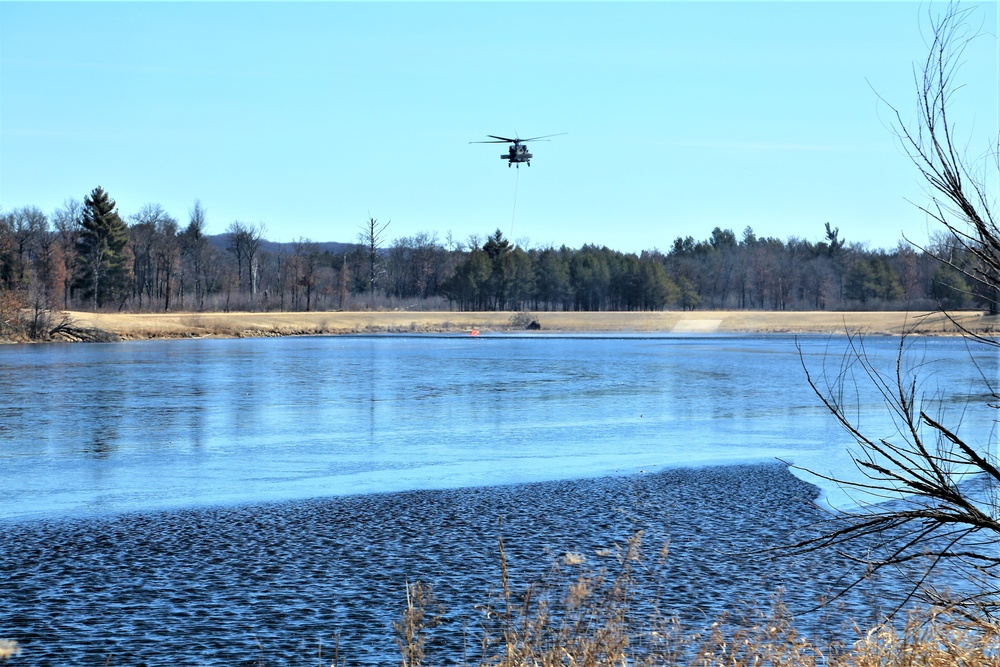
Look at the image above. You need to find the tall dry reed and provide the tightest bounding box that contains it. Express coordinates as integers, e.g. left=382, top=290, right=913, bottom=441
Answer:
left=392, top=532, right=1000, bottom=667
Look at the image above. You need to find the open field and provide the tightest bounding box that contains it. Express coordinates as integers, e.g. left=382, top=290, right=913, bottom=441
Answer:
left=56, top=309, right=999, bottom=340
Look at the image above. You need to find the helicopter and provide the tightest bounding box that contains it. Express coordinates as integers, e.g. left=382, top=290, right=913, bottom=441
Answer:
left=470, top=133, right=566, bottom=167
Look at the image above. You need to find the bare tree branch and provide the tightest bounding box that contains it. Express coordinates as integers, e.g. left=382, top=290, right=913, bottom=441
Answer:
left=787, top=3, right=1000, bottom=620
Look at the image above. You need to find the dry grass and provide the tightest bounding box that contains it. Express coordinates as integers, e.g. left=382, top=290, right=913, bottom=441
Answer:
left=53, top=309, right=996, bottom=341
left=0, top=640, right=21, bottom=663
left=393, top=532, right=1000, bottom=667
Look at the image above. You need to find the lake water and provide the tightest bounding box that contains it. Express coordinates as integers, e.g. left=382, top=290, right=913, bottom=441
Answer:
left=1, top=333, right=997, bottom=665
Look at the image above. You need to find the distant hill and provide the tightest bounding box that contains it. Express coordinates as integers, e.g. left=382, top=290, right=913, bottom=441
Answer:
left=206, top=234, right=357, bottom=255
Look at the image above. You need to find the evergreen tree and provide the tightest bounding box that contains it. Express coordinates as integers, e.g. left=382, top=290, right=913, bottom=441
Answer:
left=75, top=186, right=131, bottom=309
left=482, top=229, right=512, bottom=309
left=533, top=247, right=571, bottom=311
left=931, top=264, right=970, bottom=309
left=676, top=275, right=700, bottom=310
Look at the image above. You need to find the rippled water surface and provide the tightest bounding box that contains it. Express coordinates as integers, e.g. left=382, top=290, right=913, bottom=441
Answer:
left=1, top=334, right=997, bottom=665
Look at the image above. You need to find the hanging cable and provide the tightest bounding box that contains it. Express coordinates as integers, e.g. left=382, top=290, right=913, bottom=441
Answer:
left=502, top=167, right=520, bottom=303
left=509, top=166, right=520, bottom=243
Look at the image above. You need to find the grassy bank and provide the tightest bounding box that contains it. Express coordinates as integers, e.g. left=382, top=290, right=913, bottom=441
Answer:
left=50, top=309, right=997, bottom=341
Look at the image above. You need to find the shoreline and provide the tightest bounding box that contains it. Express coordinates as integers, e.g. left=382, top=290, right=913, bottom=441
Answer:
left=35, top=309, right=999, bottom=342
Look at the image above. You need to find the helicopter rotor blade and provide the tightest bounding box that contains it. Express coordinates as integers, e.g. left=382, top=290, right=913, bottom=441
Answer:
left=469, top=133, right=564, bottom=144
left=520, top=133, right=567, bottom=142
left=469, top=135, right=518, bottom=144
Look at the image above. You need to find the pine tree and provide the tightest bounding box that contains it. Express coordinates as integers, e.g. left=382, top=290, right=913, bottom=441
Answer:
left=75, top=186, right=131, bottom=309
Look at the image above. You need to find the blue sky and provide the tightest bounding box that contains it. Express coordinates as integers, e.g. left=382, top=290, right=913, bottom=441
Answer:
left=1, top=2, right=997, bottom=253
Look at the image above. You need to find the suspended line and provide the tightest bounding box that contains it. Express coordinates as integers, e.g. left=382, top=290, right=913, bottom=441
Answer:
left=502, top=166, right=521, bottom=300
left=509, top=166, right=520, bottom=243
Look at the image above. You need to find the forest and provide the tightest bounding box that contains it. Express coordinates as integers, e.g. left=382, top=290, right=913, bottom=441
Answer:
left=0, top=185, right=978, bottom=338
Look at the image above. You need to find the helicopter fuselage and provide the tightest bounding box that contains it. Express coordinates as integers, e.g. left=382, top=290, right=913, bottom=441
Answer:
left=502, top=143, right=532, bottom=167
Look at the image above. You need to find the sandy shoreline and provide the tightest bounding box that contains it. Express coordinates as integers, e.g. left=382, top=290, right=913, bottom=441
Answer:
left=50, top=309, right=998, bottom=341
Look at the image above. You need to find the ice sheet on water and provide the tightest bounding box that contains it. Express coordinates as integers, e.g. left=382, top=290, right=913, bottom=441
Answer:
left=0, top=333, right=996, bottom=520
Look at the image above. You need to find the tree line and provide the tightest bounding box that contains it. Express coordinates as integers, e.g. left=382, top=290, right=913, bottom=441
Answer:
left=0, top=185, right=980, bottom=336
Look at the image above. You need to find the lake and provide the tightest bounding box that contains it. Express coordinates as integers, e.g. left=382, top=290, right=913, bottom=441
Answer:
left=1, top=333, right=996, bottom=665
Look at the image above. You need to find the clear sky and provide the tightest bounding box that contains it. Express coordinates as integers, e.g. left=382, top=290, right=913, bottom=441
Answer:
left=1, top=1, right=997, bottom=254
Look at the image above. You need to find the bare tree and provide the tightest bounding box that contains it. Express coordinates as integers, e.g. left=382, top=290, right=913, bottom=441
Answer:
left=885, top=2, right=999, bottom=313
left=27, top=233, right=66, bottom=337
left=337, top=254, right=350, bottom=310
left=9, top=206, right=47, bottom=283
left=292, top=237, right=321, bottom=311
left=793, top=331, right=1000, bottom=617
left=791, top=2, right=1000, bottom=620
left=180, top=201, right=209, bottom=310
left=226, top=221, right=249, bottom=296
left=52, top=198, right=81, bottom=308
left=359, top=215, right=390, bottom=302
left=129, top=204, right=164, bottom=309
left=227, top=221, right=266, bottom=300
left=154, top=215, right=179, bottom=311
